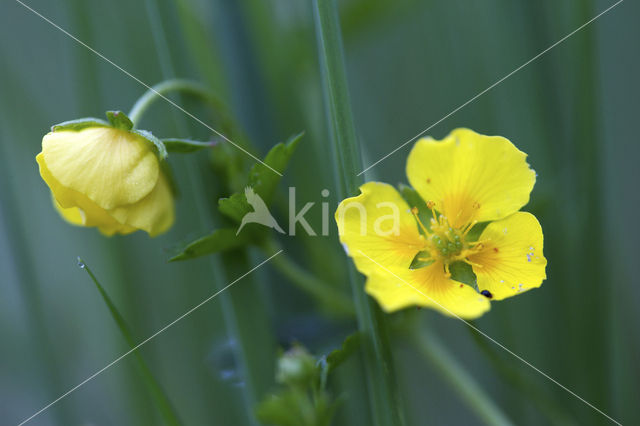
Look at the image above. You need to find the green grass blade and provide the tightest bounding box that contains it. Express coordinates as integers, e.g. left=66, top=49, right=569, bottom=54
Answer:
left=414, top=328, right=514, bottom=426
left=312, top=1, right=406, bottom=425
left=78, top=258, right=182, bottom=426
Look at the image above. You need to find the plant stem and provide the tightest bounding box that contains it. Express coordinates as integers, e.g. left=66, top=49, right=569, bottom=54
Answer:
left=127, top=79, right=236, bottom=136
left=312, top=1, right=405, bottom=425
left=79, top=259, right=182, bottom=426
left=466, top=327, right=575, bottom=426
left=262, top=240, right=355, bottom=317
left=143, top=2, right=275, bottom=423
left=413, top=328, right=514, bottom=426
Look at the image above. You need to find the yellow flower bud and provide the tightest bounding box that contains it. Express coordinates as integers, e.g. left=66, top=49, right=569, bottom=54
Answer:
left=36, top=126, right=174, bottom=237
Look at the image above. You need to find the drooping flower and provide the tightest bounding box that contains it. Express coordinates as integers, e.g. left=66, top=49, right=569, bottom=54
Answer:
left=336, top=128, right=546, bottom=319
left=36, top=114, right=174, bottom=237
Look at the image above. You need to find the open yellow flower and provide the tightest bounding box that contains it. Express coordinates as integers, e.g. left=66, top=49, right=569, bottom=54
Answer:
left=36, top=125, right=174, bottom=237
left=336, top=128, right=546, bottom=319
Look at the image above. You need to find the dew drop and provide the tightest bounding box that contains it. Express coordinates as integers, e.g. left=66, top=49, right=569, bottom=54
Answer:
left=77, top=257, right=85, bottom=269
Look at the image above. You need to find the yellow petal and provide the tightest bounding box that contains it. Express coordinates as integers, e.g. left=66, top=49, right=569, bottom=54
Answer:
left=468, top=212, right=546, bottom=300
left=406, top=128, right=536, bottom=228
left=42, top=127, right=159, bottom=209
left=52, top=194, right=84, bottom=225
left=336, top=182, right=425, bottom=275
left=39, top=153, right=145, bottom=236
left=364, top=260, right=490, bottom=319
left=108, top=172, right=174, bottom=237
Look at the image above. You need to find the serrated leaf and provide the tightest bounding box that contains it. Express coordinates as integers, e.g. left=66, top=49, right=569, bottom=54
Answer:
left=106, top=110, right=134, bottom=130
left=409, top=250, right=435, bottom=270
left=169, top=228, right=251, bottom=261
left=163, top=138, right=216, bottom=153
left=132, top=129, right=168, bottom=160
left=51, top=117, right=109, bottom=132
left=325, top=333, right=361, bottom=373
left=218, top=132, right=303, bottom=222
left=449, top=261, right=478, bottom=289
left=218, top=192, right=252, bottom=223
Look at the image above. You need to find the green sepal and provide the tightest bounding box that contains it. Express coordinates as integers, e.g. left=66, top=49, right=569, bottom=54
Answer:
left=218, top=132, right=303, bottom=223
left=51, top=117, right=109, bottom=132
left=168, top=228, right=252, bottom=262
left=132, top=129, right=168, bottom=160
left=409, top=250, right=435, bottom=270
left=464, top=221, right=490, bottom=242
left=399, top=184, right=433, bottom=234
left=449, top=261, right=478, bottom=290
left=162, top=138, right=216, bottom=153
left=105, top=110, right=134, bottom=130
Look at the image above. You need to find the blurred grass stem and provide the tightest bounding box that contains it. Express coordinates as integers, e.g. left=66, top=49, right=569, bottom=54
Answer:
left=413, top=328, right=513, bottom=426
left=79, top=258, right=182, bottom=426
left=262, top=239, right=355, bottom=317
left=312, top=0, right=406, bottom=424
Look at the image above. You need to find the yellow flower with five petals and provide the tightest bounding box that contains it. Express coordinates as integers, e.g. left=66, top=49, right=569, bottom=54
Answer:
left=336, top=128, right=546, bottom=319
left=36, top=119, right=174, bottom=237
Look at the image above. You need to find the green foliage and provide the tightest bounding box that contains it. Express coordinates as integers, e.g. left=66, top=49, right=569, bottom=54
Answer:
left=162, top=137, right=216, bottom=153
left=218, top=132, right=303, bottom=222
left=50, top=117, right=109, bottom=132
left=256, top=341, right=356, bottom=426
left=320, top=333, right=361, bottom=389
left=77, top=258, right=182, bottom=426
left=169, top=228, right=252, bottom=262
left=106, top=110, right=134, bottom=130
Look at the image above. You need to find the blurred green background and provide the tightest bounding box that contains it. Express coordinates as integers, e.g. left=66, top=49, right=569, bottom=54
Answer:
left=0, top=0, right=637, bottom=425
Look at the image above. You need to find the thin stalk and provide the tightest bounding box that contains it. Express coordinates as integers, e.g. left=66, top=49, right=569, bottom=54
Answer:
left=413, top=328, right=514, bottom=426
left=312, top=1, right=405, bottom=425
left=466, top=327, right=576, bottom=426
left=78, top=259, right=182, bottom=426
left=143, top=2, right=276, bottom=423
left=262, top=239, right=355, bottom=317
left=127, top=79, right=236, bottom=136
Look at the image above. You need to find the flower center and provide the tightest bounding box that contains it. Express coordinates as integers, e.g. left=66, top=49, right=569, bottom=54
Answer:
left=411, top=202, right=485, bottom=277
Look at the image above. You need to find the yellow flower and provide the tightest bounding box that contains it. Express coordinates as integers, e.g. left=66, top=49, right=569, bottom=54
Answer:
left=36, top=125, right=174, bottom=237
left=336, top=128, right=546, bottom=319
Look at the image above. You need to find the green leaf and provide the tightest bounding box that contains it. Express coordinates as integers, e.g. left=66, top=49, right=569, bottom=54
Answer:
left=409, top=251, right=435, bottom=270
left=218, top=192, right=252, bottom=223
left=162, top=137, right=216, bottom=153
left=51, top=117, right=109, bottom=132
left=449, top=261, right=478, bottom=290
left=77, top=258, right=182, bottom=426
left=106, top=110, right=134, bottom=130
left=169, top=228, right=252, bottom=262
left=132, top=129, right=168, bottom=160
left=218, top=132, right=303, bottom=222
left=324, top=333, right=361, bottom=373
left=319, top=332, right=361, bottom=390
